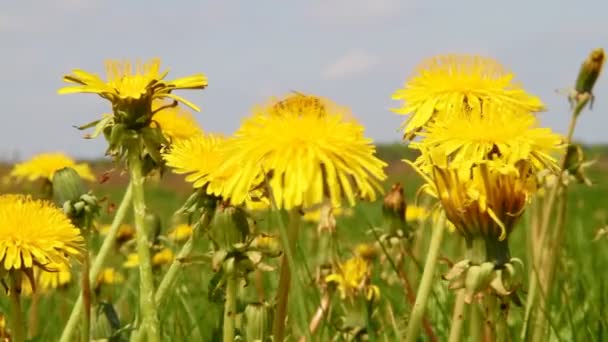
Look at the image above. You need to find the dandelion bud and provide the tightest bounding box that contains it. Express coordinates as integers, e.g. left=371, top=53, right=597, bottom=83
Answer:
left=575, top=48, right=605, bottom=95
left=52, top=167, right=86, bottom=204
left=243, top=302, right=272, bottom=341
left=210, top=204, right=250, bottom=249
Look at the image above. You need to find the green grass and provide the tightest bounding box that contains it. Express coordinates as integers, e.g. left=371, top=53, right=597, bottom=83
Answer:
left=0, top=145, right=607, bottom=341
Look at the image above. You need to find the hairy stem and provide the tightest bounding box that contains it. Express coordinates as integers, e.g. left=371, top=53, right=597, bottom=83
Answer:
left=10, top=274, right=25, bottom=342
left=128, top=150, right=160, bottom=342
left=223, top=264, right=238, bottom=342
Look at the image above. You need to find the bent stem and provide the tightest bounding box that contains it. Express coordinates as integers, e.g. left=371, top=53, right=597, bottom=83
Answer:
left=10, top=273, right=25, bottom=342
left=59, top=184, right=133, bottom=342
left=404, top=213, right=446, bottom=342
left=128, top=150, right=161, bottom=342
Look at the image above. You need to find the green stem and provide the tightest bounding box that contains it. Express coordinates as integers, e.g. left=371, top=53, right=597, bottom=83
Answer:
left=404, top=213, right=446, bottom=342
left=130, top=206, right=214, bottom=342
left=470, top=302, right=482, bottom=342
left=128, top=151, right=160, bottom=342
left=81, top=235, right=91, bottom=342
left=223, top=261, right=238, bottom=342
left=272, top=208, right=302, bottom=342
left=59, top=184, right=132, bottom=342
left=448, top=290, right=466, bottom=342
left=10, top=274, right=25, bottom=342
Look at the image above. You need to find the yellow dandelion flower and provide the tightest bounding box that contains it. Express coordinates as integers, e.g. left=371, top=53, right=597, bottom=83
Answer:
left=123, top=253, right=139, bottom=269
left=416, top=160, right=534, bottom=242
left=0, top=195, right=83, bottom=273
left=167, top=224, right=193, bottom=242
left=213, top=100, right=387, bottom=209
left=163, top=133, right=236, bottom=195
left=260, top=92, right=358, bottom=122
left=98, top=223, right=135, bottom=244
left=59, top=58, right=207, bottom=112
left=96, top=267, right=125, bottom=287
left=411, top=106, right=563, bottom=173
left=151, top=100, right=203, bottom=142
left=10, top=153, right=95, bottom=182
left=392, top=54, right=545, bottom=139
left=21, top=262, right=73, bottom=296
left=405, top=205, right=429, bottom=223
left=152, top=248, right=174, bottom=267
left=326, top=256, right=379, bottom=301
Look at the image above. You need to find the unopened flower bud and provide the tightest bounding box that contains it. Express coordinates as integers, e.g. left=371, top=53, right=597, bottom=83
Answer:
left=575, top=48, right=605, bottom=95
left=52, top=167, right=86, bottom=204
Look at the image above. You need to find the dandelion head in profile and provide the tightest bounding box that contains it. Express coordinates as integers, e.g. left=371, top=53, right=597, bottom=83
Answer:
left=0, top=195, right=83, bottom=289
left=392, top=54, right=545, bottom=140
left=9, top=153, right=95, bottom=183
left=213, top=95, right=387, bottom=210
left=410, top=105, right=563, bottom=174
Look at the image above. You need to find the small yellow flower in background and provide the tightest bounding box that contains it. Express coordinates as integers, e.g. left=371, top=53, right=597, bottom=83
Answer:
left=123, top=253, right=139, bottom=269
left=405, top=205, right=429, bottom=223
left=410, top=105, right=563, bottom=174
left=99, top=223, right=135, bottom=244
left=0, top=195, right=83, bottom=286
left=168, top=224, right=193, bottom=242
left=59, top=58, right=208, bottom=112
left=10, top=153, right=95, bottom=182
left=303, top=206, right=353, bottom=222
left=326, top=256, right=380, bottom=301
left=152, top=248, right=174, bottom=267
left=96, top=267, right=125, bottom=287
left=392, top=54, right=545, bottom=139
left=213, top=94, right=387, bottom=209
left=354, top=243, right=378, bottom=261
left=151, top=100, right=203, bottom=142
left=123, top=249, right=174, bottom=268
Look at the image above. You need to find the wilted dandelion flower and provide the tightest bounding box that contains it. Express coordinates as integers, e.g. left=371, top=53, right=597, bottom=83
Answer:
left=59, top=58, right=207, bottom=113
left=411, top=106, right=563, bottom=173
left=326, top=256, right=379, bottom=301
left=10, top=153, right=95, bottom=182
left=417, top=160, right=533, bottom=245
left=213, top=97, right=387, bottom=209
left=392, top=54, right=544, bottom=139
left=151, top=100, right=203, bottom=142
left=167, top=224, right=193, bottom=242
left=0, top=195, right=83, bottom=284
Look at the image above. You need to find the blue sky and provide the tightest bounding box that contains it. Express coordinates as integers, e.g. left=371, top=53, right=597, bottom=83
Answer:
left=1, top=0, right=606, bottom=160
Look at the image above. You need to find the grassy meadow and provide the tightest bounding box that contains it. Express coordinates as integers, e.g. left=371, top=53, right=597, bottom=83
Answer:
left=0, top=143, right=606, bottom=341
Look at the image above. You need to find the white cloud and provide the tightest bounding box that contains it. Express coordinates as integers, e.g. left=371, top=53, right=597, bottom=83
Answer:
left=323, top=51, right=380, bottom=80
left=310, top=0, right=402, bottom=24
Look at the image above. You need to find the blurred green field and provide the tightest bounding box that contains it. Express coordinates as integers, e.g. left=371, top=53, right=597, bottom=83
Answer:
left=0, top=143, right=607, bottom=341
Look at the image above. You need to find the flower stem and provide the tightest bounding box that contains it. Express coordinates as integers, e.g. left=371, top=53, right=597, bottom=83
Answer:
left=272, top=208, right=302, bottom=342
left=404, top=213, right=446, bottom=342
left=223, top=261, right=238, bottom=342
left=469, top=302, right=482, bottom=342
left=10, top=273, right=25, bottom=342
left=59, top=184, right=132, bottom=342
left=128, top=150, right=161, bottom=342
left=81, top=233, right=91, bottom=342
left=448, top=290, right=466, bottom=342
left=130, top=206, right=214, bottom=342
